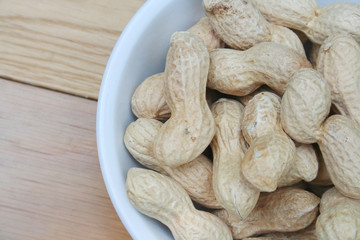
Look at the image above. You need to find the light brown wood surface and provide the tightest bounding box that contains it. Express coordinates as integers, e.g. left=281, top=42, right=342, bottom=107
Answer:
left=0, top=0, right=145, bottom=99
left=1, top=0, right=147, bottom=239
left=0, top=79, right=132, bottom=240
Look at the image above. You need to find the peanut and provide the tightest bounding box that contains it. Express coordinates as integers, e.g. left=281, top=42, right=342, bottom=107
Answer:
left=126, top=168, right=232, bottom=240
left=210, top=98, right=260, bottom=219
left=131, top=71, right=220, bottom=121
left=153, top=32, right=215, bottom=167
left=131, top=73, right=169, bottom=120
left=203, top=0, right=305, bottom=55
left=252, top=0, right=360, bottom=44
left=281, top=68, right=331, bottom=144
left=187, top=17, right=225, bottom=51
left=316, top=34, right=360, bottom=127
left=316, top=187, right=360, bottom=240
left=214, top=188, right=319, bottom=239
left=207, top=43, right=311, bottom=96
left=318, top=115, right=360, bottom=199
left=124, top=118, right=221, bottom=209
left=241, top=92, right=295, bottom=192
left=281, top=68, right=360, bottom=199
left=278, top=144, right=318, bottom=187
left=130, top=17, right=223, bottom=120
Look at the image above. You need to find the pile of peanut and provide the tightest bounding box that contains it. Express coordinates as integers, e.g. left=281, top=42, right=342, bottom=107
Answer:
left=124, top=0, right=360, bottom=239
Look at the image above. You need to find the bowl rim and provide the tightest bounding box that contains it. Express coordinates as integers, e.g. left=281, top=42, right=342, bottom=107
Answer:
left=96, top=0, right=163, bottom=239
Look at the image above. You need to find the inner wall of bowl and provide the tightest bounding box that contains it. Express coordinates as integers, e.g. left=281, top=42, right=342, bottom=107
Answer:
left=108, top=0, right=204, bottom=239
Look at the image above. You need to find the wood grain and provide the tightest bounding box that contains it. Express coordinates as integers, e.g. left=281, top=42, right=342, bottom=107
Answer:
left=0, top=0, right=146, bottom=99
left=0, top=79, right=132, bottom=240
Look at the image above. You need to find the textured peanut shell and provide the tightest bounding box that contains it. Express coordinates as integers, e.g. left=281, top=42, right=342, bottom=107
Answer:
left=207, top=43, right=311, bottom=96
left=271, top=25, right=305, bottom=56
left=316, top=188, right=360, bottom=240
left=252, top=0, right=360, bottom=44
left=281, top=68, right=331, bottom=144
left=278, top=144, right=318, bottom=187
left=252, top=0, right=318, bottom=33
left=214, top=188, right=320, bottom=239
left=131, top=73, right=169, bottom=120
left=244, top=222, right=317, bottom=240
left=203, top=0, right=304, bottom=55
left=203, top=0, right=271, bottom=50
left=306, top=2, right=360, bottom=44
left=131, top=71, right=221, bottom=120
left=318, top=115, right=360, bottom=199
left=153, top=32, right=215, bottom=167
left=187, top=17, right=225, bottom=51
left=131, top=17, right=224, bottom=121
left=241, top=92, right=295, bottom=192
left=124, top=118, right=165, bottom=173
left=210, top=98, right=260, bottom=219
left=124, top=118, right=221, bottom=208
left=126, top=168, right=232, bottom=240
left=316, top=34, right=360, bottom=127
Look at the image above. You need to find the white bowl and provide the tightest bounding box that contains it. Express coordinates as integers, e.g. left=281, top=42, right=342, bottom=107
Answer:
left=96, top=0, right=356, bottom=239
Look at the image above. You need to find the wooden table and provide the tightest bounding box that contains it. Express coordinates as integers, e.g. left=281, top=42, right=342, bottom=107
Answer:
left=0, top=1, right=145, bottom=239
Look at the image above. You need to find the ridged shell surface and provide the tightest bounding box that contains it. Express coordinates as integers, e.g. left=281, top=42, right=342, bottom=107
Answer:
left=318, top=115, right=360, bottom=199
left=153, top=32, right=215, bottom=167
left=281, top=68, right=331, bottom=143
left=126, top=168, right=232, bottom=240
left=208, top=43, right=311, bottom=96
left=210, top=98, right=260, bottom=218
left=316, top=34, right=360, bottom=127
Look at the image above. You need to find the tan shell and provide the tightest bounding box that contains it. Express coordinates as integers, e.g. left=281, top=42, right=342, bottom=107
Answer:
left=252, top=0, right=360, bottom=44
left=124, top=118, right=221, bottom=209
left=316, top=34, right=360, bottom=127
left=210, top=98, right=260, bottom=219
left=278, top=144, right=318, bottom=187
left=281, top=68, right=331, bottom=144
left=203, top=0, right=272, bottom=50
left=203, top=0, right=304, bottom=55
left=316, top=188, right=360, bottom=240
left=131, top=73, right=170, bottom=120
left=131, top=71, right=221, bottom=120
left=126, top=168, right=233, bottom=240
left=153, top=32, right=215, bottom=167
left=244, top=222, right=317, bottom=240
left=187, top=17, right=225, bottom=51
left=271, top=25, right=305, bottom=56
left=306, top=2, right=360, bottom=44
left=214, top=188, right=320, bottom=239
left=207, top=43, right=311, bottom=96
left=318, top=115, right=360, bottom=199
left=241, top=92, right=295, bottom=192
left=252, top=0, right=318, bottom=33
left=124, top=118, right=165, bottom=173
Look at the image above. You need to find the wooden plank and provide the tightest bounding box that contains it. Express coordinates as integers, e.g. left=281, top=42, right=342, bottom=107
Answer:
left=0, top=79, right=132, bottom=240
left=0, top=0, right=146, bottom=99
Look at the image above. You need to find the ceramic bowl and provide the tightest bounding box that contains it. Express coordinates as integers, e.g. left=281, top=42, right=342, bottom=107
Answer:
left=96, top=0, right=356, bottom=239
